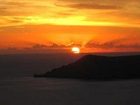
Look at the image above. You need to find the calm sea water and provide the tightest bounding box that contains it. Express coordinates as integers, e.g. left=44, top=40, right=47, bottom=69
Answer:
left=0, top=53, right=140, bottom=105
left=1, top=77, right=140, bottom=105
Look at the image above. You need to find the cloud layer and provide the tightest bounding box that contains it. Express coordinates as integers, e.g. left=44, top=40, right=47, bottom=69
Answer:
left=0, top=0, right=140, bottom=53
left=0, top=0, right=140, bottom=27
left=86, top=39, right=140, bottom=49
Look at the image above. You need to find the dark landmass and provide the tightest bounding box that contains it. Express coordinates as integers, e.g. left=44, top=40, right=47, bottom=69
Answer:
left=34, top=55, right=140, bottom=80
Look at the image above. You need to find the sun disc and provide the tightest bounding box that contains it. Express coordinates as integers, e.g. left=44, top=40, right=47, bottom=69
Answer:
left=72, top=47, right=80, bottom=54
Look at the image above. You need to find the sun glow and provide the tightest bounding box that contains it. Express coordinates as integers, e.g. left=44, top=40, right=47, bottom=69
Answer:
left=72, top=47, right=80, bottom=54
left=22, top=16, right=126, bottom=27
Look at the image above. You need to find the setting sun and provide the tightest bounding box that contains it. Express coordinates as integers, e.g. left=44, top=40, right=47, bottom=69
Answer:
left=72, top=47, right=80, bottom=54
left=0, top=0, right=140, bottom=54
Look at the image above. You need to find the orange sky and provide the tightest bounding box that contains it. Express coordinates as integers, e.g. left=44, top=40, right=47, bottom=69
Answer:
left=0, top=0, right=140, bottom=54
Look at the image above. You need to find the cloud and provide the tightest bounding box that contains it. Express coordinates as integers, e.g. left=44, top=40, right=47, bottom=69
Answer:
left=0, top=0, right=140, bottom=27
left=0, top=1, right=29, bottom=16
left=0, top=47, right=19, bottom=54
left=66, top=3, right=121, bottom=10
left=6, top=47, right=18, bottom=51
left=30, top=42, right=82, bottom=50
left=58, top=0, right=125, bottom=9
left=31, top=43, right=66, bottom=49
left=49, top=43, right=66, bottom=48
left=20, top=43, right=68, bottom=53
left=0, top=1, right=51, bottom=16
left=32, top=44, right=47, bottom=49
left=86, top=38, right=140, bottom=49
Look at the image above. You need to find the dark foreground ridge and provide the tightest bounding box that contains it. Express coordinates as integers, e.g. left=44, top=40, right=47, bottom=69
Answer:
left=34, top=55, right=140, bottom=80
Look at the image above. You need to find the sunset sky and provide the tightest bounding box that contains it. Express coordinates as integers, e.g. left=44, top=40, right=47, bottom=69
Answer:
left=0, top=0, right=140, bottom=54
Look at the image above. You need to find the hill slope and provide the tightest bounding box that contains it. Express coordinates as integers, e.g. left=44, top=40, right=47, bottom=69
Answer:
left=34, top=55, right=140, bottom=80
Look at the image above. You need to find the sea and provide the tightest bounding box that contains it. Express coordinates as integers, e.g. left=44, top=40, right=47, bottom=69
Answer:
left=0, top=53, right=140, bottom=105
